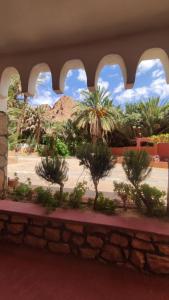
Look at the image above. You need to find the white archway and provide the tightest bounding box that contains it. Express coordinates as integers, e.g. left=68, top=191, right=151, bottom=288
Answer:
left=59, top=59, right=85, bottom=93
left=28, top=63, right=51, bottom=96
left=95, top=54, right=127, bottom=89
left=137, top=48, right=169, bottom=83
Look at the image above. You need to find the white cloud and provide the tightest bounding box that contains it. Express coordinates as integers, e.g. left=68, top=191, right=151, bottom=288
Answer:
left=67, top=70, right=73, bottom=78
left=113, top=82, right=124, bottom=94
left=136, top=59, right=161, bottom=76
left=31, top=90, right=60, bottom=106
left=97, top=78, right=109, bottom=90
left=152, top=69, right=164, bottom=79
left=77, top=69, right=87, bottom=82
left=64, top=84, right=69, bottom=91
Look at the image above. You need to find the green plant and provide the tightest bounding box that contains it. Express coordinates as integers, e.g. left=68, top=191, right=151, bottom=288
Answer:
left=35, top=156, right=68, bottom=201
left=55, top=138, right=69, bottom=157
left=122, top=150, right=165, bottom=214
left=113, top=181, right=134, bottom=210
left=137, top=184, right=166, bottom=217
left=74, top=87, right=119, bottom=143
left=77, top=142, right=116, bottom=209
left=34, top=187, right=58, bottom=211
left=149, top=133, right=169, bottom=144
left=13, top=183, right=32, bottom=201
left=94, top=192, right=117, bottom=215
left=122, top=150, right=152, bottom=188
left=68, top=181, right=87, bottom=208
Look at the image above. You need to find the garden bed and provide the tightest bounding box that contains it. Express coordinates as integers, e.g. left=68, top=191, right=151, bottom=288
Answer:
left=1, top=200, right=169, bottom=275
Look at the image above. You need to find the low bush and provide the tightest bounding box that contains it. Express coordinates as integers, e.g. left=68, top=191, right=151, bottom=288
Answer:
left=113, top=181, right=134, bottom=210
left=12, top=182, right=32, bottom=201
left=34, top=187, right=59, bottom=211
left=149, top=133, right=169, bottom=144
left=94, top=192, right=117, bottom=215
left=55, top=138, right=69, bottom=157
left=137, top=184, right=166, bottom=217
left=68, top=181, right=87, bottom=209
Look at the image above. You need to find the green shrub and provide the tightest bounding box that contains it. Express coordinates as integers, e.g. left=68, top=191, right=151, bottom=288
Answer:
left=35, top=156, right=68, bottom=201
left=68, top=181, right=87, bottom=208
left=95, top=192, right=117, bottom=215
left=13, top=183, right=32, bottom=201
left=150, top=133, right=169, bottom=144
left=35, top=187, right=58, bottom=211
left=138, top=184, right=166, bottom=217
left=76, top=142, right=116, bottom=209
left=55, top=138, right=69, bottom=157
left=113, top=181, right=134, bottom=210
left=122, top=150, right=152, bottom=187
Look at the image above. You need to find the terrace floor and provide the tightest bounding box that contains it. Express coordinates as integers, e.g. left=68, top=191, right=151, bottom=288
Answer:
left=0, top=242, right=168, bottom=300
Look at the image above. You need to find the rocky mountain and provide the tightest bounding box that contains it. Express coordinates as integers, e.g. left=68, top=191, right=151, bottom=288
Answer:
left=42, top=96, right=78, bottom=123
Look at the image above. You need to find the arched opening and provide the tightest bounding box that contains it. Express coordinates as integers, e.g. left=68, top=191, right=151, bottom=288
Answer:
left=63, top=68, right=88, bottom=100
left=96, top=64, right=125, bottom=105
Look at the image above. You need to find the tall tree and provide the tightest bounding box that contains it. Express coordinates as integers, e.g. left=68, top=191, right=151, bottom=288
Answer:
left=74, top=87, right=119, bottom=143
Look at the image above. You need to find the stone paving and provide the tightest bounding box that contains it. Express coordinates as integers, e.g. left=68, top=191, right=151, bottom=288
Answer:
left=8, top=155, right=168, bottom=197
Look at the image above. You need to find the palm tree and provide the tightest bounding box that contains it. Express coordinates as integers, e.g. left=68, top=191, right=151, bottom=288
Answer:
left=74, top=87, right=119, bottom=143
left=123, top=98, right=169, bottom=138
left=19, top=106, right=46, bottom=144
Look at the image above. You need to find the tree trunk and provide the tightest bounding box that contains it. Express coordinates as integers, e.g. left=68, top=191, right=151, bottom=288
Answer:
left=59, top=183, right=64, bottom=201
left=93, top=180, right=99, bottom=210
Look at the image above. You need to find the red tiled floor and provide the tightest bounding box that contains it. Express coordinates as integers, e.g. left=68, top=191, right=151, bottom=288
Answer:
left=0, top=243, right=168, bottom=300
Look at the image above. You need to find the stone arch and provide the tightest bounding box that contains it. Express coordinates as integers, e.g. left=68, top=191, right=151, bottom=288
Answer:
left=95, top=54, right=127, bottom=89
left=0, top=67, right=20, bottom=99
left=137, top=48, right=169, bottom=83
left=59, top=59, right=85, bottom=93
left=28, top=63, right=51, bottom=96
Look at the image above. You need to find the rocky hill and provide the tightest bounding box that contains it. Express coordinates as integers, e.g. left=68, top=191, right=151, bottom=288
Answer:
left=43, top=96, right=77, bottom=123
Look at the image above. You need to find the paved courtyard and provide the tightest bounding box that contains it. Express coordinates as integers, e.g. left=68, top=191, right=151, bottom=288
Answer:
left=8, top=155, right=168, bottom=197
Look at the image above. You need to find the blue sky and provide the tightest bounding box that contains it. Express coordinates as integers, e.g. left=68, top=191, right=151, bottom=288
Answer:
left=30, top=59, right=169, bottom=107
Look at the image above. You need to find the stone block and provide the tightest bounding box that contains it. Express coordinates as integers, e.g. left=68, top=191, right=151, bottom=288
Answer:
left=62, top=230, right=72, bottom=242
left=24, top=234, right=46, bottom=248
left=48, top=242, right=70, bottom=254
left=158, top=244, right=169, bottom=256
left=0, top=136, right=7, bottom=156
left=135, top=232, right=151, bottom=242
left=72, top=235, right=84, bottom=246
left=87, top=235, right=103, bottom=248
left=86, top=225, right=111, bottom=235
left=130, top=250, right=145, bottom=269
left=0, top=213, right=9, bottom=221
left=28, top=225, right=43, bottom=237
left=0, top=112, right=8, bottom=135
left=147, top=254, right=169, bottom=274
left=132, top=239, right=154, bottom=252
left=7, top=223, right=24, bottom=234
left=101, top=244, right=123, bottom=262
left=0, top=220, right=4, bottom=231
left=6, top=234, right=23, bottom=244
left=80, top=247, right=99, bottom=259
left=11, top=215, right=28, bottom=224
left=110, top=233, right=128, bottom=247
left=65, top=223, right=84, bottom=234
left=152, top=234, right=169, bottom=243
left=45, top=228, right=60, bottom=241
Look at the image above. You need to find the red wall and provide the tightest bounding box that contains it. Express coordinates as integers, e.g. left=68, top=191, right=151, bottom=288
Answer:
left=157, top=143, right=169, bottom=159
left=112, top=143, right=169, bottom=159
left=112, top=145, right=158, bottom=157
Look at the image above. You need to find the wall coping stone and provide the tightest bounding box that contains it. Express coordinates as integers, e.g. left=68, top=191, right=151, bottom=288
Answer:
left=0, top=200, right=169, bottom=237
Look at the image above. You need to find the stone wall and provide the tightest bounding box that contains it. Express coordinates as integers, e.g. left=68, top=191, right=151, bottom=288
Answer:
left=0, top=112, right=8, bottom=197
left=0, top=211, right=169, bottom=275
